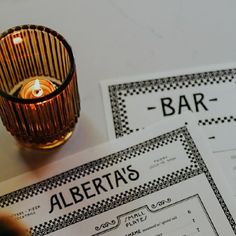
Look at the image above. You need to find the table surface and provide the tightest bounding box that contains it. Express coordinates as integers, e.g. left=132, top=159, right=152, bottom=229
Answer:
left=1, top=0, right=236, bottom=182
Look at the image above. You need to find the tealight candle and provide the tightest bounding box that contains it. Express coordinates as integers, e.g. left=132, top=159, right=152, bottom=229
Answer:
left=0, top=25, right=80, bottom=149
left=18, top=76, right=56, bottom=99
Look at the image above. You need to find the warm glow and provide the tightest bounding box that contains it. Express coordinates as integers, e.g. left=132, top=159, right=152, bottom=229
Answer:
left=32, top=79, right=43, bottom=97
left=13, top=36, right=23, bottom=45
left=34, top=79, right=41, bottom=90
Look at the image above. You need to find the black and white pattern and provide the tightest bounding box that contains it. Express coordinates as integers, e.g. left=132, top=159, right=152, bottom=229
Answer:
left=0, top=127, right=194, bottom=208
left=198, top=116, right=236, bottom=126
left=108, top=68, right=236, bottom=138
left=1, top=126, right=235, bottom=235
left=92, top=194, right=218, bottom=236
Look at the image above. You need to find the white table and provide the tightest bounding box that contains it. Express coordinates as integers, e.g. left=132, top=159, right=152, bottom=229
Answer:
left=0, top=0, right=236, bottom=182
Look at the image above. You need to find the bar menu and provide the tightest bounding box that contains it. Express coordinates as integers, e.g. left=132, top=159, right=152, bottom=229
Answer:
left=101, top=66, right=236, bottom=197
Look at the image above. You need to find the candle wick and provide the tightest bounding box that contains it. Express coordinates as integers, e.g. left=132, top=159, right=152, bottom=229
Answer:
left=32, top=88, right=43, bottom=97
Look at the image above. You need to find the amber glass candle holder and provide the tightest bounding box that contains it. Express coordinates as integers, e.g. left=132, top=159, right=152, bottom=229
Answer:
left=0, top=25, right=80, bottom=149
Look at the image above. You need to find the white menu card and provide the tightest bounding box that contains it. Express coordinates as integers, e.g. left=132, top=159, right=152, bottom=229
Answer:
left=0, top=114, right=236, bottom=235
left=101, top=66, right=236, bottom=196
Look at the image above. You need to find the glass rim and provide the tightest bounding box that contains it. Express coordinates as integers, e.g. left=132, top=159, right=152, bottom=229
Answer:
left=0, top=24, right=75, bottom=104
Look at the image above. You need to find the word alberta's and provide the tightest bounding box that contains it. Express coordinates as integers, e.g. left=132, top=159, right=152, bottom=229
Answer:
left=49, top=165, right=140, bottom=213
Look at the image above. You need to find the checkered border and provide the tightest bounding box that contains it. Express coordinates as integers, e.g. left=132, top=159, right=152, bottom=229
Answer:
left=199, top=116, right=236, bottom=126
left=27, top=127, right=235, bottom=235
left=0, top=127, right=194, bottom=208
left=92, top=195, right=218, bottom=236
left=108, top=68, right=236, bottom=138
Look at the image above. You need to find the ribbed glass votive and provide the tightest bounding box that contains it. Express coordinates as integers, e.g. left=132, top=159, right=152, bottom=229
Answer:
left=0, top=25, right=80, bottom=149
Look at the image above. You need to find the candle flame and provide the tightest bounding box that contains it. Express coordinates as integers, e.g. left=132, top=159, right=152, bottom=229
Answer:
left=34, top=79, right=41, bottom=90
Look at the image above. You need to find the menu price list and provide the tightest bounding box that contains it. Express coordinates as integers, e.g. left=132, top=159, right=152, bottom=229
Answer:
left=102, top=195, right=218, bottom=236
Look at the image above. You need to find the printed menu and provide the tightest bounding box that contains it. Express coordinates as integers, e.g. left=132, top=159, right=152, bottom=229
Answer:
left=0, top=114, right=236, bottom=235
left=101, top=66, right=236, bottom=196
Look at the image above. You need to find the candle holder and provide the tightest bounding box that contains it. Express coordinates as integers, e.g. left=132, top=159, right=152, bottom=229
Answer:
left=0, top=25, right=80, bottom=149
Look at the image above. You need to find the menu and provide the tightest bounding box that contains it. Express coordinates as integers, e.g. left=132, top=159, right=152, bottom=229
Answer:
left=101, top=67, right=236, bottom=195
left=0, top=114, right=236, bottom=235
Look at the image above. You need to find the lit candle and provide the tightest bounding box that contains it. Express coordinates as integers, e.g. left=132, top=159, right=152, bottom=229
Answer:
left=19, top=76, right=56, bottom=99
left=0, top=25, right=80, bottom=149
